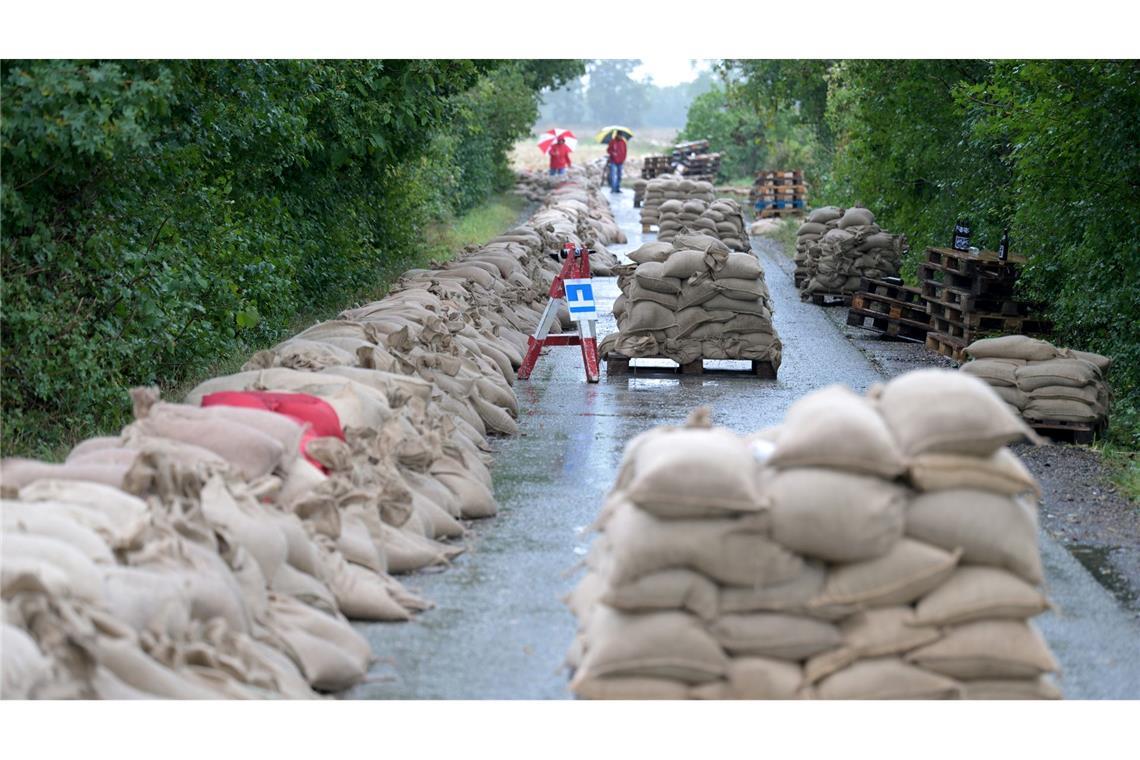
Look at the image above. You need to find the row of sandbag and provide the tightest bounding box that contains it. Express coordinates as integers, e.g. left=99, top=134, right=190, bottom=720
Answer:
left=656, top=198, right=751, bottom=253
left=567, top=369, right=1061, bottom=700
left=601, top=231, right=782, bottom=368
left=959, top=335, right=1113, bottom=427
left=795, top=206, right=906, bottom=296
left=1, top=169, right=627, bottom=699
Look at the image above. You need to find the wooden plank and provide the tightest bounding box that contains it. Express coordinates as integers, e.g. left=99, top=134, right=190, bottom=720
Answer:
left=604, top=353, right=778, bottom=378
left=928, top=246, right=1028, bottom=267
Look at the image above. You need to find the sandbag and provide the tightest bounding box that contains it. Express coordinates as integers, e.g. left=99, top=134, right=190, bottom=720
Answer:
left=709, top=613, right=840, bottom=660
left=906, top=489, right=1043, bottom=584
left=913, top=566, right=1049, bottom=626
left=905, top=620, right=1058, bottom=680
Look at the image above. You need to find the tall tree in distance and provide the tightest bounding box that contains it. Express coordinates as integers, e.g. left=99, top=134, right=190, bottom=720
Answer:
left=586, top=59, right=648, bottom=126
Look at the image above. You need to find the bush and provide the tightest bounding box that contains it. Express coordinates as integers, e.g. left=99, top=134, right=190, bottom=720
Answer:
left=1, top=59, right=583, bottom=456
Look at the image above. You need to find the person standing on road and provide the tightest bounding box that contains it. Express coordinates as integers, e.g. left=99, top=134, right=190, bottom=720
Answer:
left=548, top=137, right=572, bottom=176
left=606, top=132, right=627, bottom=193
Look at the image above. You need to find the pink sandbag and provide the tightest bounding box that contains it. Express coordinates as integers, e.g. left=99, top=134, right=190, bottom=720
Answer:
left=201, top=391, right=344, bottom=472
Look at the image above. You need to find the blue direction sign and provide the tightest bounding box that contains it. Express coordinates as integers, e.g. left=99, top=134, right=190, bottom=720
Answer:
left=563, top=278, right=597, bottom=322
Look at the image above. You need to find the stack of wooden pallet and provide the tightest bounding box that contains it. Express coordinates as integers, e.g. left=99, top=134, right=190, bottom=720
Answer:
left=671, top=139, right=710, bottom=162
left=920, top=247, right=1050, bottom=361
left=845, top=278, right=932, bottom=342
left=678, top=152, right=721, bottom=182
left=751, top=170, right=808, bottom=218
left=640, top=154, right=674, bottom=179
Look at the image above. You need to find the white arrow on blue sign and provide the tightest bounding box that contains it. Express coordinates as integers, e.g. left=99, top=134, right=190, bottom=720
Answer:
left=562, top=278, right=597, bottom=322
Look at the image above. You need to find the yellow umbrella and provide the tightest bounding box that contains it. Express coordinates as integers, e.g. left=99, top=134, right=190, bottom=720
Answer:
left=595, top=125, right=634, bottom=143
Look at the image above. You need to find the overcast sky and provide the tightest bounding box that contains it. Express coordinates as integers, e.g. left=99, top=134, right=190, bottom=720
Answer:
left=629, top=58, right=713, bottom=86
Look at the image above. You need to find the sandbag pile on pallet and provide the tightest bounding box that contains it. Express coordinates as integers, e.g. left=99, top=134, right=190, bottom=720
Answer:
left=0, top=169, right=624, bottom=700
left=599, top=232, right=782, bottom=368
left=565, top=370, right=1061, bottom=700
left=794, top=206, right=906, bottom=296
left=639, top=176, right=713, bottom=232
left=960, top=336, right=1113, bottom=427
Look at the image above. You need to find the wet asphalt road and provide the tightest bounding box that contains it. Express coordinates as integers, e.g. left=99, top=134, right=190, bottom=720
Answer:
left=347, top=189, right=1140, bottom=700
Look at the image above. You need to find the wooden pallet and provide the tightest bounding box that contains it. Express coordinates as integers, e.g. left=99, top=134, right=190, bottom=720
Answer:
left=927, top=246, right=1027, bottom=270
left=846, top=309, right=930, bottom=343
left=850, top=291, right=931, bottom=326
left=605, top=353, right=778, bottom=378
left=1028, top=418, right=1106, bottom=445
left=802, top=291, right=851, bottom=307
left=919, top=264, right=1018, bottom=299
left=922, top=285, right=1033, bottom=316
left=926, top=301, right=1052, bottom=334
left=925, top=331, right=968, bottom=362
left=758, top=207, right=806, bottom=219
left=793, top=272, right=808, bottom=289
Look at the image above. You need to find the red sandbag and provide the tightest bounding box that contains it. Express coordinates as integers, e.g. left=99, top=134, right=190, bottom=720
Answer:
left=201, top=391, right=345, bottom=472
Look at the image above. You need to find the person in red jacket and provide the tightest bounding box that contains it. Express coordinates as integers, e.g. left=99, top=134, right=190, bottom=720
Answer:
left=606, top=133, right=627, bottom=193
left=548, top=137, right=572, bottom=176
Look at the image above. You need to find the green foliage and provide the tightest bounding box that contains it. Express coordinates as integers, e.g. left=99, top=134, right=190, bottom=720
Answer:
left=1, top=59, right=582, bottom=456
left=682, top=59, right=1139, bottom=445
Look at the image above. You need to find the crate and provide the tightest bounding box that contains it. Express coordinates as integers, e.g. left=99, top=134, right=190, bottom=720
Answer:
left=1028, top=418, right=1106, bottom=445
left=802, top=291, right=851, bottom=307
left=605, top=354, right=778, bottom=378
left=925, top=331, right=968, bottom=362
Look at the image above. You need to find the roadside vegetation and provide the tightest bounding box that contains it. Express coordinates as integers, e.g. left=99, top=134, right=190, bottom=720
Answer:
left=680, top=60, right=1139, bottom=447
left=1, top=59, right=583, bottom=456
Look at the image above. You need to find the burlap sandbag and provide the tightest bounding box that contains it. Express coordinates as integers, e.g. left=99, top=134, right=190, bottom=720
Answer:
left=661, top=250, right=708, bottom=279
left=913, top=566, right=1049, bottom=626
left=960, top=358, right=1023, bottom=387
left=624, top=427, right=763, bottom=517
left=878, top=370, right=1033, bottom=456
left=718, top=562, right=825, bottom=615
left=603, top=501, right=801, bottom=587
left=965, top=335, right=1059, bottom=362
left=808, top=539, right=961, bottom=616
left=601, top=568, right=719, bottom=622
left=633, top=262, right=683, bottom=295
left=689, top=658, right=804, bottom=700
left=1015, top=358, right=1101, bottom=391
left=713, top=253, right=763, bottom=280
left=570, top=674, right=690, bottom=700
left=811, top=657, right=962, bottom=700
left=1024, top=398, right=1100, bottom=423
left=1, top=623, right=52, bottom=699
left=709, top=612, right=841, bottom=660
left=807, top=206, right=843, bottom=224
left=992, top=385, right=1030, bottom=409
left=804, top=607, right=943, bottom=683
left=2, top=533, right=107, bottom=604
left=907, top=448, right=1040, bottom=497
left=627, top=241, right=674, bottom=265
left=1064, top=349, right=1112, bottom=373
left=837, top=207, right=875, bottom=229
left=769, top=385, right=906, bottom=478
left=768, top=468, right=906, bottom=563
left=1029, top=383, right=1102, bottom=406
left=627, top=281, right=680, bottom=310
left=905, top=619, right=1058, bottom=680
left=575, top=605, right=728, bottom=684
left=624, top=300, right=678, bottom=335
left=960, top=676, right=1061, bottom=700
left=906, top=489, right=1043, bottom=584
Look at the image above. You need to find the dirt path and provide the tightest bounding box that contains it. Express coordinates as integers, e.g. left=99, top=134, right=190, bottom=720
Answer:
left=345, top=191, right=1140, bottom=699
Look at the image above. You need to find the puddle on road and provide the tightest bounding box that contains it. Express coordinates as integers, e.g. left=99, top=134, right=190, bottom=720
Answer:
left=1067, top=543, right=1138, bottom=613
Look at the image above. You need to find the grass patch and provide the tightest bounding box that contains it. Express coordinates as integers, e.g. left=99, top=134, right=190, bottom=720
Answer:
left=7, top=191, right=530, bottom=462
left=1098, top=444, right=1140, bottom=505
left=423, top=192, right=528, bottom=258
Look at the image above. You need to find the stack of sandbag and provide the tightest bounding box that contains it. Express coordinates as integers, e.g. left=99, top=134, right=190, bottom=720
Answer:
left=566, top=370, right=1061, bottom=700
left=695, top=198, right=751, bottom=252
left=960, top=336, right=1113, bottom=428
left=794, top=206, right=906, bottom=296
left=639, top=176, right=714, bottom=232
left=513, top=170, right=562, bottom=203
left=600, top=232, right=782, bottom=369
left=656, top=198, right=709, bottom=245
left=2, top=166, right=624, bottom=699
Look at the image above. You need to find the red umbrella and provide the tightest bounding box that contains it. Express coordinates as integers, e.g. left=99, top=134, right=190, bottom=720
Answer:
left=537, top=128, right=578, bottom=154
